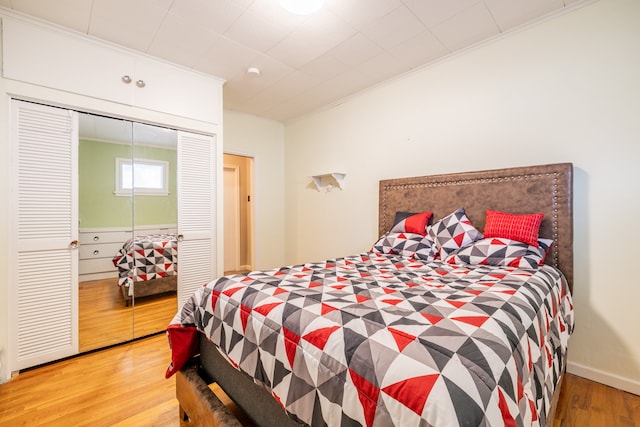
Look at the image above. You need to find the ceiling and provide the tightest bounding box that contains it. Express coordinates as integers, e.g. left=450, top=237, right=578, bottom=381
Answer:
left=1, top=0, right=587, bottom=122
left=79, top=111, right=177, bottom=148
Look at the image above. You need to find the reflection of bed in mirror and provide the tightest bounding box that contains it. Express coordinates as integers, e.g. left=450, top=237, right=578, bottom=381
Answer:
left=167, top=163, right=574, bottom=427
left=78, top=228, right=179, bottom=353
left=113, top=233, right=178, bottom=306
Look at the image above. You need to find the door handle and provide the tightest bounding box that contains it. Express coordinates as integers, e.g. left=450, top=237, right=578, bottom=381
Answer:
left=177, top=234, right=184, bottom=242
left=69, top=240, right=79, bottom=249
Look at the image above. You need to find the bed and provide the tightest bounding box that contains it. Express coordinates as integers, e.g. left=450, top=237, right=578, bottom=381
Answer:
left=112, top=233, right=178, bottom=306
left=166, top=163, right=574, bottom=427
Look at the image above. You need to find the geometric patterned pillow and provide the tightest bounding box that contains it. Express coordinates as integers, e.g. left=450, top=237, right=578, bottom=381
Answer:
left=371, top=232, right=434, bottom=259
left=484, top=210, right=544, bottom=247
left=444, top=237, right=553, bottom=269
left=428, top=208, right=483, bottom=259
left=414, top=234, right=437, bottom=261
left=390, top=211, right=432, bottom=236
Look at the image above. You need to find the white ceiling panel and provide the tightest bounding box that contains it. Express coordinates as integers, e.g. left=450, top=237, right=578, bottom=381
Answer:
left=0, top=0, right=594, bottom=122
left=246, top=0, right=307, bottom=30
left=321, top=67, right=385, bottom=96
left=324, top=0, right=402, bottom=30
left=260, top=71, right=322, bottom=99
left=202, top=36, right=260, bottom=75
left=354, top=51, right=412, bottom=83
left=403, top=0, right=481, bottom=28
left=267, top=34, right=325, bottom=69
left=300, top=53, right=350, bottom=80
left=327, top=32, right=383, bottom=69
left=485, top=0, right=566, bottom=31
left=431, top=2, right=501, bottom=51
left=10, top=0, right=92, bottom=32
left=169, top=0, right=248, bottom=35
left=194, top=43, right=246, bottom=81
left=267, top=8, right=355, bottom=69
left=388, top=30, right=450, bottom=71
left=88, top=0, right=170, bottom=52
left=147, top=13, right=221, bottom=68
left=224, top=8, right=291, bottom=53
left=359, top=5, right=426, bottom=50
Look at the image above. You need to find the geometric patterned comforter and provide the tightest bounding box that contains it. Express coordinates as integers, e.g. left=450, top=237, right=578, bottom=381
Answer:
left=113, top=233, right=177, bottom=288
left=166, top=252, right=573, bottom=427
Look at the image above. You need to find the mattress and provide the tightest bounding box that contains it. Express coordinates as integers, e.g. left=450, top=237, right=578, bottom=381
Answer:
left=167, top=251, right=574, bottom=427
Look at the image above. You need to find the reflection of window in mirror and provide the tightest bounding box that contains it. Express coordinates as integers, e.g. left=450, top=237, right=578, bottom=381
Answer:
left=115, top=158, right=169, bottom=196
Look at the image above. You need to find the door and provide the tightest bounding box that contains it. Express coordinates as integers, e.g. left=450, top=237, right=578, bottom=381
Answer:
left=10, top=100, right=79, bottom=370
left=223, top=154, right=254, bottom=273
left=177, top=131, right=217, bottom=308
left=131, top=121, right=178, bottom=339
left=223, top=165, right=241, bottom=272
left=78, top=113, right=134, bottom=352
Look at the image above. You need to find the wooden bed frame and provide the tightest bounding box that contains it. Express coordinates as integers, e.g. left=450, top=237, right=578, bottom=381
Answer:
left=176, top=163, right=574, bottom=427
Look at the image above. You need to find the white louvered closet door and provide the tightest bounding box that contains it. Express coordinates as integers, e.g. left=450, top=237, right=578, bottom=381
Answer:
left=11, top=100, right=79, bottom=370
left=177, top=131, right=217, bottom=308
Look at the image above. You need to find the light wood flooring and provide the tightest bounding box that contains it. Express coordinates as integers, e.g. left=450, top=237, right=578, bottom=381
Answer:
left=0, top=333, right=638, bottom=426
left=79, top=278, right=177, bottom=352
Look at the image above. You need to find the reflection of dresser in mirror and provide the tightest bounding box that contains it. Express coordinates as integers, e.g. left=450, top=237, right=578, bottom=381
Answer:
left=79, top=229, right=132, bottom=282
left=4, top=13, right=223, bottom=373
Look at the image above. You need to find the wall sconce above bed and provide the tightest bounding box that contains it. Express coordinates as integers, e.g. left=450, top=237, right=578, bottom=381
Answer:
left=310, top=173, right=346, bottom=192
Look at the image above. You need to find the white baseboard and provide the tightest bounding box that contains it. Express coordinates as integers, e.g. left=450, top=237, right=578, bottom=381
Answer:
left=567, top=361, right=640, bottom=396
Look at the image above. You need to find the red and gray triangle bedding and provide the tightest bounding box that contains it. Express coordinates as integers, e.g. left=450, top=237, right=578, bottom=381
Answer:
left=113, top=233, right=177, bottom=287
left=167, top=252, right=573, bottom=427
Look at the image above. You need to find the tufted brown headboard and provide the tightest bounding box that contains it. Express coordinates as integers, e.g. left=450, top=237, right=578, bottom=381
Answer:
left=379, top=163, right=574, bottom=292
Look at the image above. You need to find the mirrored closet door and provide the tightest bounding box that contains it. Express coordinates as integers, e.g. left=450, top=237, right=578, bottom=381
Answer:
left=131, top=121, right=178, bottom=340
left=78, top=113, right=134, bottom=352
left=77, top=113, right=178, bottom=352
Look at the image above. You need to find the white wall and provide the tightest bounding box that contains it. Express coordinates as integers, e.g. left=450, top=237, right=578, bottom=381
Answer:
left=284, top=0, right=640, bottom=394
left=223, top=110, right=286, bottom=270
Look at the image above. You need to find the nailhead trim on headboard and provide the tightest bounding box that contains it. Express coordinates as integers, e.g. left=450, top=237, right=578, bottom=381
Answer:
left=379, top=163, right=573, bottom=292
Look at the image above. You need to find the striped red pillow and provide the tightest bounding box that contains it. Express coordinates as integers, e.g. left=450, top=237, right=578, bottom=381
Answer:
left=484, top=210, right=543, bottom=247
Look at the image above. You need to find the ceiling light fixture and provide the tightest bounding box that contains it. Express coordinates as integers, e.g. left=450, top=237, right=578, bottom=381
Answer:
left=246, top=66, right=261, bottom=77
left=279, top=0, right=325, bottom=15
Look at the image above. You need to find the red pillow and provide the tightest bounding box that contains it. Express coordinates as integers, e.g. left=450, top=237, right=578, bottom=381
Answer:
left=390, top=211, right=432, bottom=236
left=165, top=324, right=200, bottom=378
left=484, top=210, right=543, bottom=247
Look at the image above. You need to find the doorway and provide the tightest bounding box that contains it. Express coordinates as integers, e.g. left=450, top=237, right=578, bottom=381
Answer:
left=223, top=153, right=254, bottom=274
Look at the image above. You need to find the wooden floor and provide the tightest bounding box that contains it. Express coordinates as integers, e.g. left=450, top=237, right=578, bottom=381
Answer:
left=79, top=278, right=177, bottom=352
left=1, top=333, right=638, bottom=426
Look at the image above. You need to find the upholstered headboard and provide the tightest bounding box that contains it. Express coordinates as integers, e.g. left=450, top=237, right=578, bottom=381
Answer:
left=379, top=163, right=574, bottom=292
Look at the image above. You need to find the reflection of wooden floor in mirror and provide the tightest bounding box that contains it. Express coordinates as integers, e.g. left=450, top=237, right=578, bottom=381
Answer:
left=79, top=278, right=177, bottom=353
left=132, top=286, right=178, bottom=339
